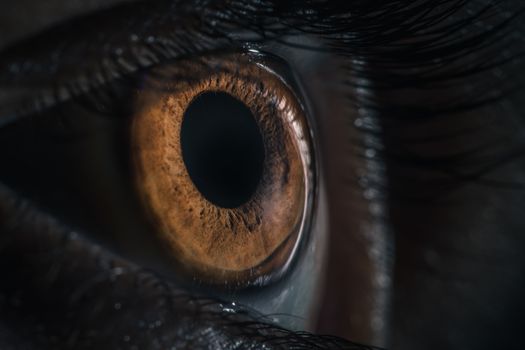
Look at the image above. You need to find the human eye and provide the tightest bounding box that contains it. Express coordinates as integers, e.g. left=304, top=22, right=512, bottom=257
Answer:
left=1, top=1, right=525, bottom=350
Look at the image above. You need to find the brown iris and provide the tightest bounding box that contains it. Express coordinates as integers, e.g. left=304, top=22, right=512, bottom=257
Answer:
left=131, top=54, right=312, bottom=284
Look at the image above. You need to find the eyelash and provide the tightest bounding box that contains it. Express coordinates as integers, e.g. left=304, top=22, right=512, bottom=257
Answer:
left=1, top=0, right=518, bottom=122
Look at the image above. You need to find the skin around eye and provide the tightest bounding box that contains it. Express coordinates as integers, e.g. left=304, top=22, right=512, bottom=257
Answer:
left=131, top=54, right=313, bottom=286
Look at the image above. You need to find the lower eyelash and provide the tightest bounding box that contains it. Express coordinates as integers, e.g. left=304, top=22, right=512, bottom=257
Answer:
left=0, top=181, right=377, bottom=349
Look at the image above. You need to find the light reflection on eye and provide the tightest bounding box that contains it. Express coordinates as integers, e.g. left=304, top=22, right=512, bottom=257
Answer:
left=131, top=54, right=314, bottom=286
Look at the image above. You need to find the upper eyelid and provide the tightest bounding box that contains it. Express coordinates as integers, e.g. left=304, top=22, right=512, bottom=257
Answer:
left=0, top=1, right=270, bottom=127
left=0, top=1, right=521, bottom=129
left=0, top=0, right=136, bottom=51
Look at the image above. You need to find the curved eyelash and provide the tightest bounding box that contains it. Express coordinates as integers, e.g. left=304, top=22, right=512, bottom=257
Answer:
left=0, top=0, right=522, bottom=127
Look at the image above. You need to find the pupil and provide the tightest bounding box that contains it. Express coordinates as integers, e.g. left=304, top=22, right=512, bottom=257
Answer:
left=180, top=91, right=265, bottom=208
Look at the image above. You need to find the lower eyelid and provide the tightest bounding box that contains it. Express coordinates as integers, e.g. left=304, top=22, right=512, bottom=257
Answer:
left=0, top=183, right=369, bottom=349
left=0, top=184, right=259, bottom=347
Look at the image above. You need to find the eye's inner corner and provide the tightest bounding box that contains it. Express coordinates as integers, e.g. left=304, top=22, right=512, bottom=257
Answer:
left=180, top=91, right=265, bottom=209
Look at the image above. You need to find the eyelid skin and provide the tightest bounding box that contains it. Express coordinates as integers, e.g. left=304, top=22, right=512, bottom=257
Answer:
left=0, top=0, right=138, bottom=50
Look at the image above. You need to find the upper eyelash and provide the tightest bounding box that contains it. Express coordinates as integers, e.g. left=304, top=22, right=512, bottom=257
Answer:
left=0, top=0, right=522, bottom=126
